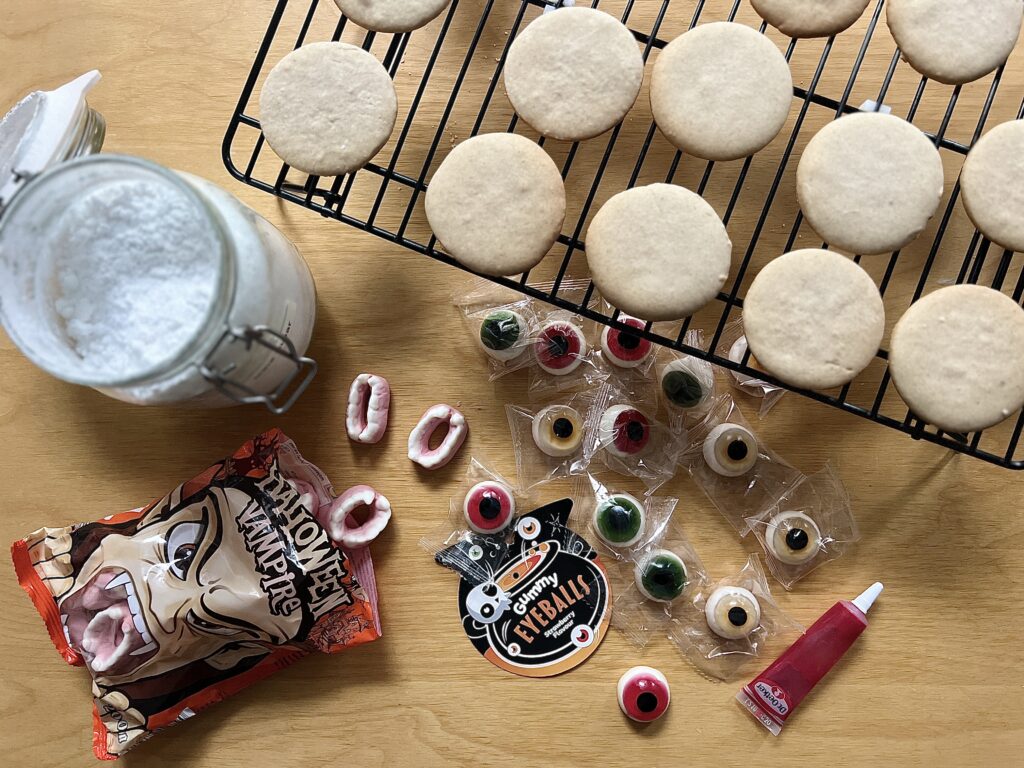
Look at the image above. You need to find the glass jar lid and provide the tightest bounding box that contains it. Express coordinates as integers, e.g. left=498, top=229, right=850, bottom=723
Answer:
left=0, top=71, right=102, bottom=212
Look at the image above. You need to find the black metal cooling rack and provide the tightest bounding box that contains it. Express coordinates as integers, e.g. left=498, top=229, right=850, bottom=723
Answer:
left=223, top=0, right=1024, bottom=470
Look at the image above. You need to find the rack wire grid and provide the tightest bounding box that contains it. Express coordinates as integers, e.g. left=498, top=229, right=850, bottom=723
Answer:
left=223, top=0, right=1024, bottom=470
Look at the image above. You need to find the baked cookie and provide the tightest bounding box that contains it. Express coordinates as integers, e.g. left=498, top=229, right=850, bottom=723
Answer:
left=886, top=0, right=1023, bottom=85
left=797, top=112, right=944, bottom=255
left=743, top=249, right=885, bottom=390
left=650, top=22, right=793, bottom=161
left=961, top=120, right=1024, bottom=253
left=259, top=42, right=397, bottom=176
left=504, top=6, right=644, bottom=141
left=586, top=183, right=732, bottom=321
left=889, top=285, right=1024, bottom=433
left=425, top=133, right=565, bottom=277
left=335, top=0, right=452, bottom=33
left=751, top=0, right=870, bottom=38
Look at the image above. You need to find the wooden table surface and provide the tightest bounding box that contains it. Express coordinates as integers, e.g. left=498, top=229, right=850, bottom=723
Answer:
left=2, top=1, right=1023, bottom=765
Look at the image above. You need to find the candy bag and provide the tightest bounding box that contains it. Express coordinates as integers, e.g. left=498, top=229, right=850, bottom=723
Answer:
left=11, top=429, right=382, bottom=760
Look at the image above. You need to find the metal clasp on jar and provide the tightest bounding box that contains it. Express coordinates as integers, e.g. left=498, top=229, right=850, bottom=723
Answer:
left=200, top=325, right=317, bottom=414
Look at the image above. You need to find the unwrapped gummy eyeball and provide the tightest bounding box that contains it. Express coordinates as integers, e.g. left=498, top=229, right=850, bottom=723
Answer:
left=660, top=356, right=714, bottom=410
left=601, top=316, right=654, bottom=368
left=702, top=422, right=758, bottom=477
left=531, top=404, right=584, bottom=457
left=600, top=404, right=652, bottom=458
left=765, top=510, right=822, bottom=565
left=634, top=549, right=688, bottom=602
left=617, top=666, right=671, bottom=723
left=479, top=309, right=528, bottom=362
left=705, top=585, right=761, bottom=640
left=463, top=481, right=515, bottom=534
left=534, top=319, right=588, bottom=375
left=593, top=493, right=646, bottom=548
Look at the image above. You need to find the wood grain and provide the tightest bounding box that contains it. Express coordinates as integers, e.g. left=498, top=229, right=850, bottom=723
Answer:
left=1, top=1, right=1022, bottom=766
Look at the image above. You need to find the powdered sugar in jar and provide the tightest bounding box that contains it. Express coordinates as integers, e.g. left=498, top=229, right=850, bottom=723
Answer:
left=0, top=75, right=317, bottom=412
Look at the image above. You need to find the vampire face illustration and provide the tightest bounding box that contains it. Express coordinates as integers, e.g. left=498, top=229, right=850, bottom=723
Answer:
left=55, top=481, right=313, bottom=686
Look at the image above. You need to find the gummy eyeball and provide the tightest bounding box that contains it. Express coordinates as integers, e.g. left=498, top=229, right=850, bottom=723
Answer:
left=479, top=309, right=528, bottom=362
left=634, top=549, right=688, bottom=603
left=705, top=585, right=761, bottom=640
left=661, top=357, right=714, bottom=410
left=617, top=666, right=670, bottom=723
left=534, top=319, right=588, bottom=375
left=765, top=510, right=823, bottom=565
left=600, top=404, right=652, bottom=458
left=463, top=481, right=516, bottom=534
left=601, top=316, right=653, bottom=369
left=702, top=422, right=758, bottom=477
left=531, top=404, right=584, bottom=457
left=593, top=493, right=646, bottom=548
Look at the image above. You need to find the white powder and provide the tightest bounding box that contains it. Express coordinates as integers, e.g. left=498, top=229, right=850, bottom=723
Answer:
left=48, top=177, right=221, bottom=378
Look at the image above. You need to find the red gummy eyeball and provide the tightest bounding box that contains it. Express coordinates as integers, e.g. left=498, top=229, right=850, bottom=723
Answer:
left=463, top=481, right=515, bottom=534
left=535, top=320, right=587, bottom=375
left=617, top=666, right=670, bottom=723
left=600, top=404, right=652, bottom=458
left=602, top=317, right=653, bottom=368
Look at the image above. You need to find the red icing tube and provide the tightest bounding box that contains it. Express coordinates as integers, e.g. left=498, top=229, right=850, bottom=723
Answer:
left=737, top=582, right=883, bottom=735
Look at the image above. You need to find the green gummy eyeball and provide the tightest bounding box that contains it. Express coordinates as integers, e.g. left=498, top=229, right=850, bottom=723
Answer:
left=480, top=310, right=522, bottom=351
left=594, top=495, right=645, bottom=547
left=637, top=551, right=687, bottom=602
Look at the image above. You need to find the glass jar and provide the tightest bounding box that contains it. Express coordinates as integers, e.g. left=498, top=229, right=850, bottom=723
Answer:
left=0, top=155, right=317, bottom=412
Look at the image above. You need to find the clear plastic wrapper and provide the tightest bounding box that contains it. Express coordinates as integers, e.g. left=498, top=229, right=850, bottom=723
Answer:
left=568, top=473, right=677, bottom=562
left=420, top=457, right=526, bottom=585
left=668, top=555, right=802, bottom=681
left=506, top=388, right=607, bottom=489
left=657, top=329, right=719, bottom=432
left=453, top=278, right=542, bottom=381
left=746, top=466, right=860, bottom=590
left=592, top=301, right=659, bottom=378
left=681, top=394, right=802, bottom=536
left=612, top=521, right=709, bottom=648
left=584, top=383, right=684, bottom=491
left=716, top=318, right=786, bottom=417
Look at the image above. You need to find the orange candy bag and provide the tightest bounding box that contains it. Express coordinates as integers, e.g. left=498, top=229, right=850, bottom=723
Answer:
left=11, top=429, right=381, bottom=759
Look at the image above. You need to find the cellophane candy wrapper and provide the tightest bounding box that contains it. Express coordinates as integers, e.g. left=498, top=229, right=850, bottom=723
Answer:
left=506, top=387, right=607, bottom=489
left=420, top=457, right=527, bottom=585
left=612, top=521, right=709, bottom=648
left=11, top=430, right=382, bottom=760
left=568, top=473, right=676, bottom=563
left=746, top=465, right=860, bottom=590
left=527, top=280, right=609, bottom=397
left=657, top=329, right=719, bottom=434
left=716, top=318, right=786, bottom=417
left=668, top=555, right=802, bottom=681
left=453, top=278, right=542, bottom=380
left=681, top=394, right=802, bottom=537
left=584, top=382, right=684, bottom=492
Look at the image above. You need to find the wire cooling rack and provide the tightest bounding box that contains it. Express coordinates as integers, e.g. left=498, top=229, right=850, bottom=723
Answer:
left=223, top=0, right=1024, bottom=470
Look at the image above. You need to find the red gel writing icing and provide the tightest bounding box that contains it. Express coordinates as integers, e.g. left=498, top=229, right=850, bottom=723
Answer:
left=737, top=582, right=883, bottom=735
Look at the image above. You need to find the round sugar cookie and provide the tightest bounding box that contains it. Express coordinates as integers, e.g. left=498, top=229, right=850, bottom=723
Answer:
left=650, top=22, right=793, bottom=161
left=889, top=285, right=1024, bottom=433
left=335, top=0, right=452, bottom=32
left=751, top=0, right=870, bottom=38
left=259, top=42, right=397, bottom=176
left=961, top=120, right=1024, bottom=253
left=744, top=249, right=885, bottom=390
left=586, top=183, right=732, bottom=321
left=504, top=7, right=644, bottom=141
left=425, top=133, right=566, bottom=277
left=797, top=112, right=944, bottom=255
left=886, top=0, right=1023, bottom=85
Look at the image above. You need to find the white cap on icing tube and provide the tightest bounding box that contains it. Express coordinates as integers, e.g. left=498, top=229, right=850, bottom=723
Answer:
left=852, top=582, right=884, bottom=615
left=0, top=70, right=101, bottom=209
